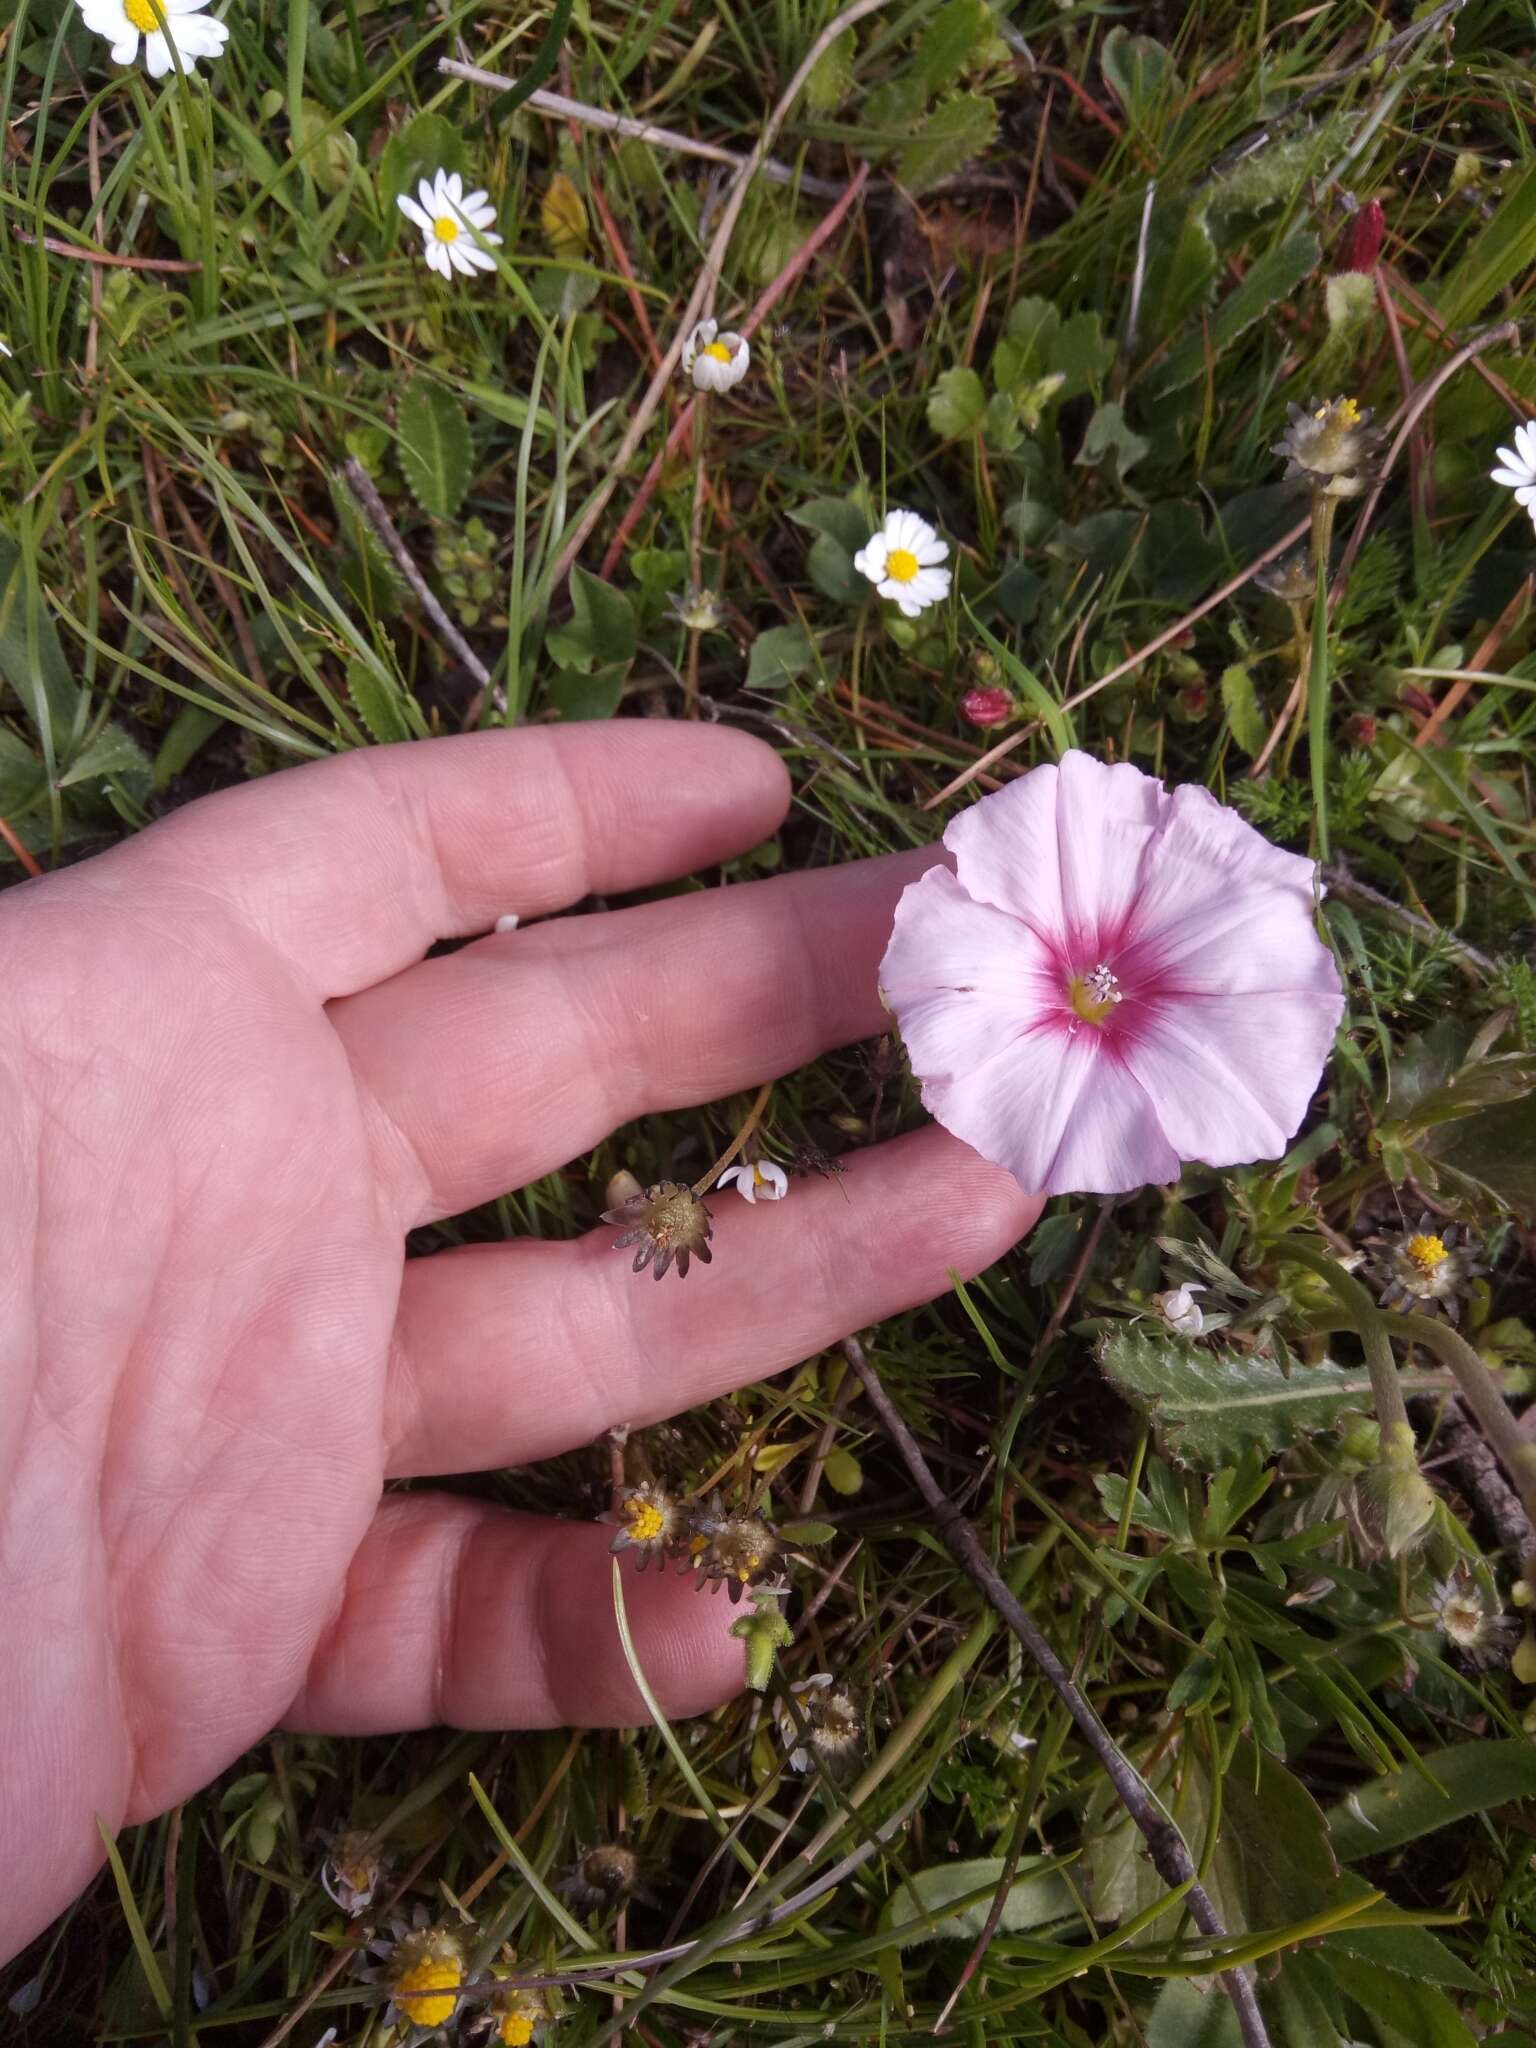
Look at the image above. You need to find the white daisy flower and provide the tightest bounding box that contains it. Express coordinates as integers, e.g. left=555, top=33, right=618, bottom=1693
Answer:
left=853, top=510, right=952, bottom=618
left=398, top=170, right=502, bottom=280
left=1490, top=420, right=1536, bottom=509
left=716, top=1159, right=789, bottom=1204
left=75, top=0, right=227, bottom=77
left=682, top=318, right=750, bottom=394
left=1151, top=1283, right=1206, bottom=1337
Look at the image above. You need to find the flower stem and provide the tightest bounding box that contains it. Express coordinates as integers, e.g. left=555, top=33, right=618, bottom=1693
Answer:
left=1307, top=495, right=1339, bottom=860
left=1384, top=1310, right=1536, bottom=1563
left=683, top=395, right=710, bottom=718
left=692, top=1081, right=773, bottom=1197
left=1277, top=1237, right=1413, bottom=1452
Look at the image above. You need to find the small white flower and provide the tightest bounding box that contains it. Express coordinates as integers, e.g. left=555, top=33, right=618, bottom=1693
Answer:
left=398, top=170, right=502, bottom=280
left=716, top=1159, right=789, bottom=1205
left=494, top=913, right=520, bottom=933
left=853, top=510, right=952, bottom=618
left=1491, top=420, right=1536, bottom=510
left=75, top=0, right=228, bottom=77
left=1152, top=1283, right=1206, bottom=1337
left=682, top=319, right=750, bottom=394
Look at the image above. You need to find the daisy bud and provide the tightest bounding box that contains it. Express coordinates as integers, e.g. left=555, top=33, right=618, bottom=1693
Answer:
left=682, top=319, right=750, bottom=394
left=1339, top=198, right=1386, bottom=273
left=960, top=685, right=1014, bottom=727
left=1152, top=1283, right=1206, bottom=1337
left=1343, top=712, right=1378, bottom=748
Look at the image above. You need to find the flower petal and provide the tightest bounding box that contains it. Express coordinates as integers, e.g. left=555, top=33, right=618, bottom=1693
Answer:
left=881, top=866, right=1062, bottom=1077
left=397, top=195, right=429, bottom=231
left=853, top=538, right=889, bottom=582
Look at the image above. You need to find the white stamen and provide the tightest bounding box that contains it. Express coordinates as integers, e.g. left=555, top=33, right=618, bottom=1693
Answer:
left=1087, top=964, right=1122, bottom=1005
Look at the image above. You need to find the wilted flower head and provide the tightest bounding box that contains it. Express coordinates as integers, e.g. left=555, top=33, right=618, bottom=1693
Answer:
left=1254, top=546, right=1316, bottom=606
left=773, top=1673, right=863, bottom=1775
left=1274, top=395, right=1382, bottom=498
left=1430, top=1567, right=1514, bottom=1669
left=688, top=1493, right=780, bottom=1601
left=666, top=586, right=728, bottom=633
left=683, top=318, right=750, bottom=393
left=1490, top=420, right=1536, bottom=514
left=398, top=170, right=502, bottom=280
left=1151, top=1283, right=1206, bottom=1337
left=603, top=1180, right=713, bottom=1280
left=609, top=1481, right=678, bottom=1568
left=462, top=1959, right=550, bottom=2048
left=879, top=751, right=1344, bottom=1195
left=75, top=0, right=228, bottom=76
left=558, top=1841, right=653, bottom=1914
left=321, top=1828, right=386, bottom=1915
left=716, top=1158, right=789, bottom=1204
left=854, top=510, right=952, bottom=617
left=1364, top=1215, right=1485, bottom=1324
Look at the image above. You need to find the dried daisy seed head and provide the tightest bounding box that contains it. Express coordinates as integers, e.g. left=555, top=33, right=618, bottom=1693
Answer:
left=1430, top=1567, right=1515, bottom=1670
left=602, top=1180, right=714, bottom=1281
left=774, top=1673, right=864, bottom=1775
left=688, top=1493, right=780, bottom=1601
left=558, top=1840, right=654, bottom=1914
left=1254, top=545, right=1316, bottom=606
left=1273, top=394, right=1383, bottom=498
left=609, top=1481, right=679, bottom=1569
left=1363, top=1214, right=1486, bottom=1323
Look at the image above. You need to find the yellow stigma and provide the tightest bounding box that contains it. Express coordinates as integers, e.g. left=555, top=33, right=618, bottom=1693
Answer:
left=1068, top=963, right=1123, bottom=1027
left=1407, top=1232, right=1449, bottom=1275
left=703, top=339, right=733, bottom=363
left=627, top=1499, right=665, bottom=1542
left=500, top=2017, right=536, bottom=2047
left=124, top=0, right=161, bottom=29
left=886, top=547, right=919, bottom=583
left=393, top=1956, right=462, bottom=2029
left=433, top=215, right=460, bottom=242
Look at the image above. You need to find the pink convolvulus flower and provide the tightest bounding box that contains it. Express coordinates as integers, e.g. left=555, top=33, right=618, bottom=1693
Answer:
left=879, top=751, right=1344, bottom=1195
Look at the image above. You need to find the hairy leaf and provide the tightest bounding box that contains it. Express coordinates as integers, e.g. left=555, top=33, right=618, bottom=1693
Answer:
left=1148, top=230, right=1320, bottom=398
left=1098, top=1328, right=1368, bottom=1467
left=898, top=92, right=999, bottom=193
left=396, top=383, right=473, bottom=520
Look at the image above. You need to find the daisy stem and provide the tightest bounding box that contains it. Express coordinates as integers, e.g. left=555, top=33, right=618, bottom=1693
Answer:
left=1306, top=495, right=1338, bottom=860
left=684, top=395, right=709, bottom=718
left=1276, top=1237, right=1413, bottom=1450
left=692, top=1081, right=773, bottom=1197
left=1277, top=598, right=1311, bottom=779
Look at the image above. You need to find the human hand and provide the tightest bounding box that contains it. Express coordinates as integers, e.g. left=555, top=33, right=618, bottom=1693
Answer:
left=0, top=725, right=1039, bottom=1962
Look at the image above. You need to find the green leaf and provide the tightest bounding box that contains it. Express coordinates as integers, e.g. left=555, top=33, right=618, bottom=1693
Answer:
left=1100, top=27, right=1183, bottom=130
left=546, top=567, right=637, bottom=674
left=803, top=25, right=856, bottom=111
left=97, top=1819, right=172, bottom=2022
left=746, top=623, right=815, bottom=689
left=807, top=533, right=863, bottom=605
left=1436, top=153, right=1536, bottom=329
left=0, top=724, right=47, bottom=816
left=1326, top=1740, right=1536, bottom=1862
left=909, top=0, right=992, bottom=97
left=151, top=703, right=223, bottom=790
left=789, top=495, right=871, bottom=555
left=1326, top=1950, right=1478, bottom=2048
left=1146, top=1980, right=1243, bottom=2048
left=965, top=608, right=1075, bottom=753
left=1136, top=199, right=1218, bottom=350
left=881, top=1856, right=1077, bottom=1945
left=1077, top=401, right=1148, bottom=473
left=380, top=111, right=465, bottom=215
left=0, top=535, right=81, bottom=751
left=822, top=1448, right=863, bottom=1496
left=1416, top=1088, right=1536, bottom=1218
left=1148, top=230, right=1320, bottom=398
left=1221, top=662, right=1268, bottom=756
left=55, top=725, right=151, bottom=789
left=546, top=663, right=626, bottom=721
left=396, top=383, right=473, bottom=520
left=927, top=366, right=987, bottom=440
left=346, top=658, right=416, bottom=743
left=1097, top=1328, right=1374, bottom=1469
left=1325, top=1908, right=1488, bottom=1995
left=898, top=92, right=999, bottom=194
left=779, top=1518, right=837, bottom=1545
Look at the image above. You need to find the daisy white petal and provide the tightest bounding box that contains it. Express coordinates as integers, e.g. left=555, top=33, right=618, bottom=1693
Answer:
left=397, top=193, right=430, bottom=231
left=463, top=189, right=488, bottom=212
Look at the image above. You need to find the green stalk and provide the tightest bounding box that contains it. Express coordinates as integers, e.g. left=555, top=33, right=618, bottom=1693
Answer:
left=1306, top=495, right=1339, bottom=860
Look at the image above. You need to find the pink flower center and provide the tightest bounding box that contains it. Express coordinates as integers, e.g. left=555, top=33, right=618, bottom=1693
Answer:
left=1068, top=963, right=1123, bottom=1028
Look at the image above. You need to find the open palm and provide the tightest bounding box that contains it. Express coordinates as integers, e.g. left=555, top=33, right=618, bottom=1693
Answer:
left=0, top=725, right=1037, bottom=1963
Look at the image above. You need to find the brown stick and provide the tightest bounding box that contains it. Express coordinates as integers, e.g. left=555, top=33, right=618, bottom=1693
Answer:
left=338, top=456, right=496, bottom=699
left=11, top=226, right=202, bottom=272
left=840, top=1334, right=1273, bottom=2048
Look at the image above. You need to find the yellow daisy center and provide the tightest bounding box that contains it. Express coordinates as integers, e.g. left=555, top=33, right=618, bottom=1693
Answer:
left=124, top=0, right=161, bottom=30
left=500, top=2017, right=536, bottom=2047
left=433, top=214, right=460, bottom=243
left=703, top=340, right=734, bottom=363
left=886, top=547, right=919, bottom=583
left=627, top=1500, right=665, bottom=1542
left=1407, top=1232, right=1449, bottom=1275
left=394, top=1957, right=462, bottom=2028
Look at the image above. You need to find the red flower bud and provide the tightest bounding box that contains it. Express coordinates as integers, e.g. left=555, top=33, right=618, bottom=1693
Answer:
left=1343, top=712, right=1377, bottom=747
left=960, top=686, right=1014, bottom=728
left=1340, top=199, right=1385, bottom=274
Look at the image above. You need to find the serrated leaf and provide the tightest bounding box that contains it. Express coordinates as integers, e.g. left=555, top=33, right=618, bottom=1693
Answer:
left=1148, top=230, right=1320, bottom=398
left=546, top=566, right=636, bottom=675
left=804, top=25, right=856, bottom=111
left=1326, top=1740, right=1536, bottom=1861
left=541, top=171, right=588, bottom=258
left=746, top=623, right=815, bottom=689
left=346, top=658, right=415, bottom=743
left=56, top=724, right=151, bottom=789
left=1221, top=661, right=1267, bottom=756
left=927, top=365, right=987, bottom=439
left=396, top=384, right=472, bottom=520
left=910, top=0, right=991, bottom=97
left=881, top=1857, right=1076, bottom=1945
left=898, top=92, right=998, bottom=194
left=1098, top=1328, right=1372, bottom=1468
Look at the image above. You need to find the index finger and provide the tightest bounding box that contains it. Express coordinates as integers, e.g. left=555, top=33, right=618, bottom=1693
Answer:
left=100, top=726, right=791, bottom=999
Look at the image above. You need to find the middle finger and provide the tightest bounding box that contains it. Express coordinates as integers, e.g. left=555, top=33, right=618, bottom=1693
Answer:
left=331, top=849, right=934, bottom=1226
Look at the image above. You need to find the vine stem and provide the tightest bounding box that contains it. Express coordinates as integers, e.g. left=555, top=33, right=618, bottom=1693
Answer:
left=1277, top=1237, right=1413, bottom=1452
left=840, top=1335, right=1273, bottom=2048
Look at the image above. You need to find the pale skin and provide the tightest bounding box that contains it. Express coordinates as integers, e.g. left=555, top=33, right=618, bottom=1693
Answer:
left=0, top=725, right=1041, bottom=1964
